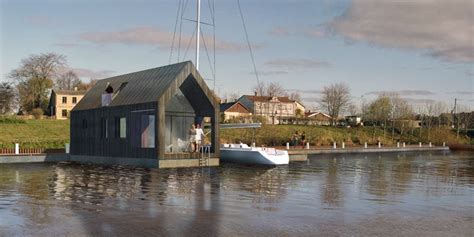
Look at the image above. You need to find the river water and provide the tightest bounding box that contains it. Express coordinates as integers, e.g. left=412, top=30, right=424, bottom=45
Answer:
left=0, top=151, right=473, bottom=237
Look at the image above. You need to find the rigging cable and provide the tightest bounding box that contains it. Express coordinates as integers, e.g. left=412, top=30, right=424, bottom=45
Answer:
left=169, top=0, right=182, bottom=64
left=237, top=0, right=261, bottom=94
left=178, top=0, right=189, bottom=62
left=211, top=0, right=216, bottom=90
left=182, top=26, right=197, bottom=61
left=200, top=27, right=215, bottom=80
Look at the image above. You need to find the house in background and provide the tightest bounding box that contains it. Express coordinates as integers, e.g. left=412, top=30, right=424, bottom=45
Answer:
left=345, top=115, right=363, bottom=127
left=304, top=111, right=332, bottom=126
left=48, top=88, right=85, bottom=119
left=70, top=61, right=220, bottom=168
left=220, top=101, right=252, bottom=123
left=237, top=94, right=304, bottom=124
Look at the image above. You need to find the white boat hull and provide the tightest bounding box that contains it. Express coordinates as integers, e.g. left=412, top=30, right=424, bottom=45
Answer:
left=220, top=144, right=289, bottom=165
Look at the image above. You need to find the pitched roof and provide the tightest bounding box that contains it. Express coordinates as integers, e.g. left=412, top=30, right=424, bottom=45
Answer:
left=305, top=111, right=331, bottom=118
left=73, top=61, right=195, bottom=111
left=242, top=95, right=295, bottom=103
left=54, top=90, right=86, bottom=95
left=220, top=101, right=251, bottom=113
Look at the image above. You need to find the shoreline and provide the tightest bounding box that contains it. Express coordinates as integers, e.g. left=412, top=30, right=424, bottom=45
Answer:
left=0, top=145, right=454, bottom=165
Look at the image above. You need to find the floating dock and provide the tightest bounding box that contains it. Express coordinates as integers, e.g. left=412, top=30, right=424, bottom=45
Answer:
left=286, top=145, right=450, bottom=162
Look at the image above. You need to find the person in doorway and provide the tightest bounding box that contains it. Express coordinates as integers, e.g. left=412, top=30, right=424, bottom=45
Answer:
left=195, top=124, right=205, bottom=152
left=300, top=131, right=306, bottom=148
left=189, top=123, right=196, bottom=152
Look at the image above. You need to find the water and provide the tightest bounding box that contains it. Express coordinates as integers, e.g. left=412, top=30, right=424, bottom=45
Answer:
left=0, top=151, right=473, bottom=236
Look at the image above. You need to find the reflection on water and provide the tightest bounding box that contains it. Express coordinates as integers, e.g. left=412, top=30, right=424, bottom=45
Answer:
left=0, top=151, right=473, bottom=236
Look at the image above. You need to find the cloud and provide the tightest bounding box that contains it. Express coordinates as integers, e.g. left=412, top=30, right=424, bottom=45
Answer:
left=404, top=98, right=436, bottom=104
left=265, top=58, right=331, bottom=70
left=365, top=90, right=436, bottom=96
left=268, top=27, right=291, bottom=36
left=446, top=91, right=474, bottom=95
left=71, top=68, right=115, bottom=79
left=251, top=70, right=289, bottom=76
left=78, top=26, right=253, bottom=51
left=287, top=89, right=323, bottom=94
left=302, top=26, right=327, bottom=38
left=326, top=0, right=474, bottom=63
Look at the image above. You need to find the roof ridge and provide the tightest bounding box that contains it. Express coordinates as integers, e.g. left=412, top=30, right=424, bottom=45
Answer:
left=99, top=61, right=191, bottom=81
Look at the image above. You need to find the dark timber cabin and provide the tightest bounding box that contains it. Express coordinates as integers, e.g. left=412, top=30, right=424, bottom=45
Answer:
left=70, top=61, right=220, bottom=168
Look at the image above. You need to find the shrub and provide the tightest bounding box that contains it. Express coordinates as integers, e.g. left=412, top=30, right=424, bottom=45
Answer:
left=31, top=108, right=44, bottom=119
left=0, top=116, right=26, bottom=124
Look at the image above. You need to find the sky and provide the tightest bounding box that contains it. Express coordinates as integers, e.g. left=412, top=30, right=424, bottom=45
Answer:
left=1, top=0, right=473, bottom=112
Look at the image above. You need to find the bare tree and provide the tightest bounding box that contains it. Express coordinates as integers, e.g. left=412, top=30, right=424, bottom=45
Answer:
left=289, top=91, right=302, bottom=102
left=252, top=81, right=287, bottom=97
left=433, top=101, right=447, bottom=128
left=390, top=95, right=413, bottom=137
left=319, top=83, right=351, bottom=126
left=9, top=53, right=66, bottom=113
left=75, top=78, right=98, bottom=91
left=0, top=82, right=16, bottom=114
left=56, top=70, right=81, bottom=90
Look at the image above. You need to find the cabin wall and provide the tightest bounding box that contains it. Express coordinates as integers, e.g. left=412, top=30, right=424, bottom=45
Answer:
left=70, top=102, right=157, bottom=159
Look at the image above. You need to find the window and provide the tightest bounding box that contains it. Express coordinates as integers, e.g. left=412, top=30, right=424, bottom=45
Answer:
left=82, top=119, right=87, bottom=129
left=72, top=97, right=77, bottom=104
left=62, top=97, right=67, bottom=104
left=131, top=114, right=155, bottom=148
left=61, top=109, right=68, bottom=118
left=100, top=118, right=108, bottom=139
left=115, top=117, right=126, bottom=138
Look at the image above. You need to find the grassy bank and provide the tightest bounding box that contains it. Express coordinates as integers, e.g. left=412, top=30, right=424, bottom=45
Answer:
left=220, top=124, right=470, bottom=147
left=0, top=119, right=69, bottom=149
left=0, top=118, right=469, bottom=149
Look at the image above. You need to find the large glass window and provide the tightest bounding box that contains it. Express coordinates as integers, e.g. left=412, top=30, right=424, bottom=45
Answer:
left=165, top=89, right=195, bottom=153
left=131, top=113, right=155, bottom=148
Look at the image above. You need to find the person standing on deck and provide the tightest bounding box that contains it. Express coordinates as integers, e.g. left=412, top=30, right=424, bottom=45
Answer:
left=189, top=124, right=196, bottom=152
left=292, top=131, right=299, bottom=149
left=300, top=131, right=306, bottom=149
left=195, top=124, right=205, bottom=152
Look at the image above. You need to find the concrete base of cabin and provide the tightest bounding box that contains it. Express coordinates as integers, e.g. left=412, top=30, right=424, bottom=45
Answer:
left=0, top=154, right=70, bottom=164
left=70, top=155, right=219, bottom=168
left=159, top=158, right=220, bottom=168
left=70, top=155, right=158, bottom=167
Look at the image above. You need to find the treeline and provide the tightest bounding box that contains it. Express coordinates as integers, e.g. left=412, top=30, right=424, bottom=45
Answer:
left=0, top=53, right=97, bottom=116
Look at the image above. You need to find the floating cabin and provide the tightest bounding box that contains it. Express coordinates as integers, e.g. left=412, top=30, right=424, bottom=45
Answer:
left=70, top=61, right=220, bottom=168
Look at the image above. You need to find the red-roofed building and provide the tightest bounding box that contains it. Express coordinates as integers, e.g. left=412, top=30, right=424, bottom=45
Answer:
left=237, top=94, right=305, bottom=124
left=220, top=101, right=252, bottom=123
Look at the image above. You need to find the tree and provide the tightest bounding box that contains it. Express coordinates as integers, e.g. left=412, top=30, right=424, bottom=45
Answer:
left=390, top=95, right=413, bottom=137
left=365, top=96, right=391, bottom=125
left=252, top=81, right=287, bottom=97
left=74, top=78, right=98, bottom=91
left=0, top=82, right=16, bottom=114
left=319, top=83, right=351, bottom=126
left=9, top=53, right=66, bottom=113
left=289, top=91, right=302, bottom=102
left=56, top=70, right=81, bottom=90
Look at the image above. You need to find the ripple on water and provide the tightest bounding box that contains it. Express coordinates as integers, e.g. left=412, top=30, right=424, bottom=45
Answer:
left=0, top=151, right=472, bottom=236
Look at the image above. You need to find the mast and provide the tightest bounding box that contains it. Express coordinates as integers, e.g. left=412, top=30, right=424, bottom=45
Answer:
left=196, top=0, right=201, bottom=70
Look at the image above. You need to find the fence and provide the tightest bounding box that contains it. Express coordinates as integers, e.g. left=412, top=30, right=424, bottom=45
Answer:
left=0, top=148, right=65, bottom=155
